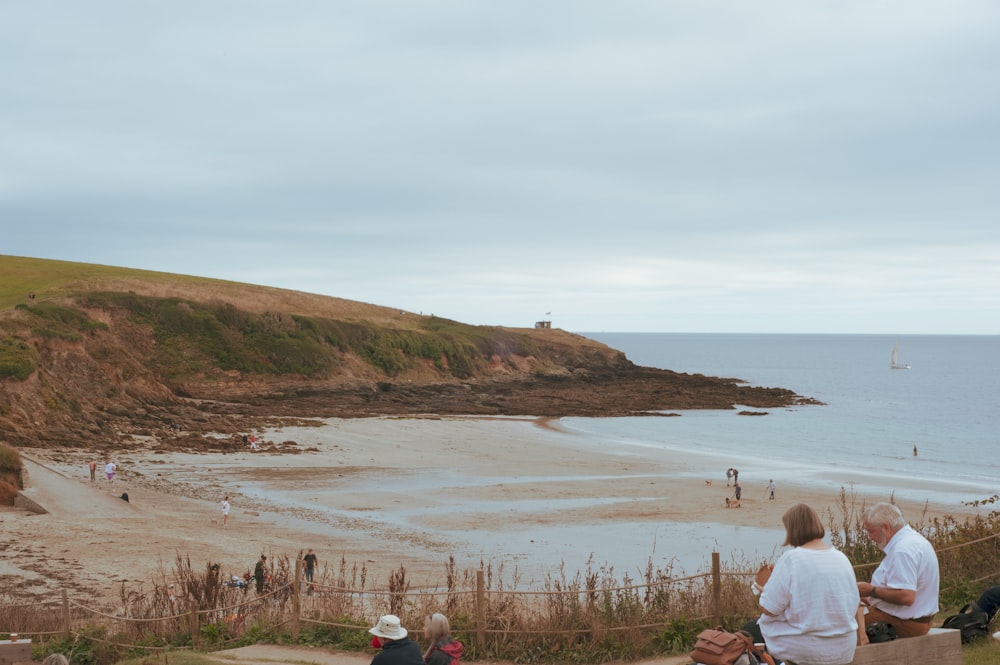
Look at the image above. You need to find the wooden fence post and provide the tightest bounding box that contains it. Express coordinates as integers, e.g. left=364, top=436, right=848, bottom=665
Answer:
left=188, top=602, right=200, bottom=648
left=476, top=569, right=485, bottom=649
left=712, top=552, right=721, bottom=627
left=61, top=589, right=71, bottom=638
left=291, top=558, right=301, bottom=639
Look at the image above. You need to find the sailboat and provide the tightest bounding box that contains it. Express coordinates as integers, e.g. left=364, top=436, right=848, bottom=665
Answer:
left=889, top=342, right=910, bottom=370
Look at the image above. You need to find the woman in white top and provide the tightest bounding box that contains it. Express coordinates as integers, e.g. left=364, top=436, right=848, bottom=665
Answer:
left=756, top=503, right=862, bottom=665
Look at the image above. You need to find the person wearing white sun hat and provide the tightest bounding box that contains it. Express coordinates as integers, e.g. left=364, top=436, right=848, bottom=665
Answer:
left=369, top=614, right=423, bottom=665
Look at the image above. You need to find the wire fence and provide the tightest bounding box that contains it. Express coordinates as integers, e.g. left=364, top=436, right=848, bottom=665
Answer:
left=3, top=533, right=999, bottom=662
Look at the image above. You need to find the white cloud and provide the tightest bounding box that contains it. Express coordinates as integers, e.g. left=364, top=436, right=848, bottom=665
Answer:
left=1, top=1, right=999, bottom=333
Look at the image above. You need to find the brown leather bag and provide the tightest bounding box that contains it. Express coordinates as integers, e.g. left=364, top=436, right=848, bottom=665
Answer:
left=689, top=627, right=753, bottom=665
left=689, top=628, right=776, bottom=665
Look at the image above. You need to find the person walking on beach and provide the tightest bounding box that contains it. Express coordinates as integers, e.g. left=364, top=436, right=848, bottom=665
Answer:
left=105, top=461, right=117, bottom=481
left=254, top=555, right=267, bottom=593
left=303, top=548, right=318, bottom=583
left=734, top=482, right=742, bottom=502
left=726, top=467, right=734, bottom=486
left=733, top=468, right=739, bottom=484
left=767, top=479, right=776, bottom=500
left=89, top=459, right=97, bottom=482
left=221, top=496, right=231, bottom=527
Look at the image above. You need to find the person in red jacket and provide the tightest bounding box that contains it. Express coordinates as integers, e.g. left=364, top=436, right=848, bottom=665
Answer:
left=423, top=613, right=463, bottom=665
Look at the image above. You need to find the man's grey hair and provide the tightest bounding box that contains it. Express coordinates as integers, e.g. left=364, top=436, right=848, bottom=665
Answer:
left=863, top=502, right=906, bottom=530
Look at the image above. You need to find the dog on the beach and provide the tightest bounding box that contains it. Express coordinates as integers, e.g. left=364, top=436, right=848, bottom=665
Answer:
left=705, top=480, right=712, bottom=486
left=725, top=497, right=741, bottom=509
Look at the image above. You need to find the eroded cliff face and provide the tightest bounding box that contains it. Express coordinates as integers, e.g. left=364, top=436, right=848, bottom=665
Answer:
left=1, top=317, right=178, bottom=447
left=0, top=294, right=817, bottom=451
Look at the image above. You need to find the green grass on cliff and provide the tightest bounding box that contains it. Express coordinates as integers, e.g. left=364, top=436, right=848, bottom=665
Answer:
left=0, top=254, right=437, bottom=327
left=0, top=337, right=36, bottom=380
left=0, top=254, right=217, bottom=310
left=1, top=255, right=559, bottom=382
left=79, top=290, right=539, bottom=378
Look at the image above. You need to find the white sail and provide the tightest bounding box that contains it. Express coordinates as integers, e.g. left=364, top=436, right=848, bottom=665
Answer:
left=890, top=342, right=910, bottom=370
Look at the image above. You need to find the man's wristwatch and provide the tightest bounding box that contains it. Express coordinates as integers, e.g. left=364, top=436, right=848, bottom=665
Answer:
left=870, top=587, right=878, bottom=599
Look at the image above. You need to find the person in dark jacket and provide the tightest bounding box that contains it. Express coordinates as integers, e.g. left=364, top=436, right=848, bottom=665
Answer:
left=423, top=613, right=463, bottom=665
left=976, top=585, right=1000, bottom=624
left=369, top=615, right=423, bottom=665
left=253, top=555, right=267, bottom=593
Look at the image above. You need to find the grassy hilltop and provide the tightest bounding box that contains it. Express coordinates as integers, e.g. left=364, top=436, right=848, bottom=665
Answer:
left=0, top=255, right=811, bottom=450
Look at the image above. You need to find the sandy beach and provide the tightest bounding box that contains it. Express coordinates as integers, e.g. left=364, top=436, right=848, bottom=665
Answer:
left=2, top=415, right=978, bottom=605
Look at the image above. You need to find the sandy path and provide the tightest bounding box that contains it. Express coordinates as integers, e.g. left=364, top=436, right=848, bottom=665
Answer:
left=207, top=644, right=692, bottom=665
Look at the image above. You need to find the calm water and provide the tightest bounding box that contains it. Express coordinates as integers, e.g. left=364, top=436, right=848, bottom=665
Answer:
left=576, top=333, right=1000, bottom=505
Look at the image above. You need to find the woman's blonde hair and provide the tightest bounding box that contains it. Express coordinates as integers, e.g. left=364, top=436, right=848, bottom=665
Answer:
left=782, top=503, right=825, bottom=547
left=424, top=612, right=451, bottom=641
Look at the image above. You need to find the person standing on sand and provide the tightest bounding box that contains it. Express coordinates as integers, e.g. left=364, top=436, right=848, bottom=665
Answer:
left=221, top=496, right=231, bottom=527
left=767, top=479, right=776, bottom=500
left=726, top=467, right=734, bottom=486
left=734, top=482, right=742, bottom=502
left=105, top=461, right=116, bottom=481
left=254, top=555, right=267, bottom=593
left=303, top=548, right=318, bottom=582
left=89, top=459, right=97, bottom=482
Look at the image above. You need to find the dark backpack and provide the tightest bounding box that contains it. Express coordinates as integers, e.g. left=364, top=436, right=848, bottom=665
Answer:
left=865, top=621, right=896, bottom=643
left=942, top=602, right=990, bottom=644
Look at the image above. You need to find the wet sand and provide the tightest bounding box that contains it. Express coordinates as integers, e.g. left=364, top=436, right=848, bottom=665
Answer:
left=2, top=416, right=978, bottom=603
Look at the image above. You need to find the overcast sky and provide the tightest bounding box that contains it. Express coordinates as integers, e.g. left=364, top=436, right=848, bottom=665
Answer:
left=3, top=2, right=998, bottom=334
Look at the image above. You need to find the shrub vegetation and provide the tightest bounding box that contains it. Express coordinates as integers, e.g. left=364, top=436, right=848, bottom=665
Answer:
left=0, top=442, right=23, bottom=473
left=0, top=337, right=36, bottom=380
left=76, top=293, right=540, bottom=380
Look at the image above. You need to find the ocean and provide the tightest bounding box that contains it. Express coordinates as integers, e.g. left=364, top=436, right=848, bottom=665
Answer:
left=576, top=333, right=1000, bottom=506
left=580, top=333, right=1000, bottom=504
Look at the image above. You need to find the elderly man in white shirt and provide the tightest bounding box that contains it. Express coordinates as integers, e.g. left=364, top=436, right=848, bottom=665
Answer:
left=858, top=502, right=940, bottom=638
